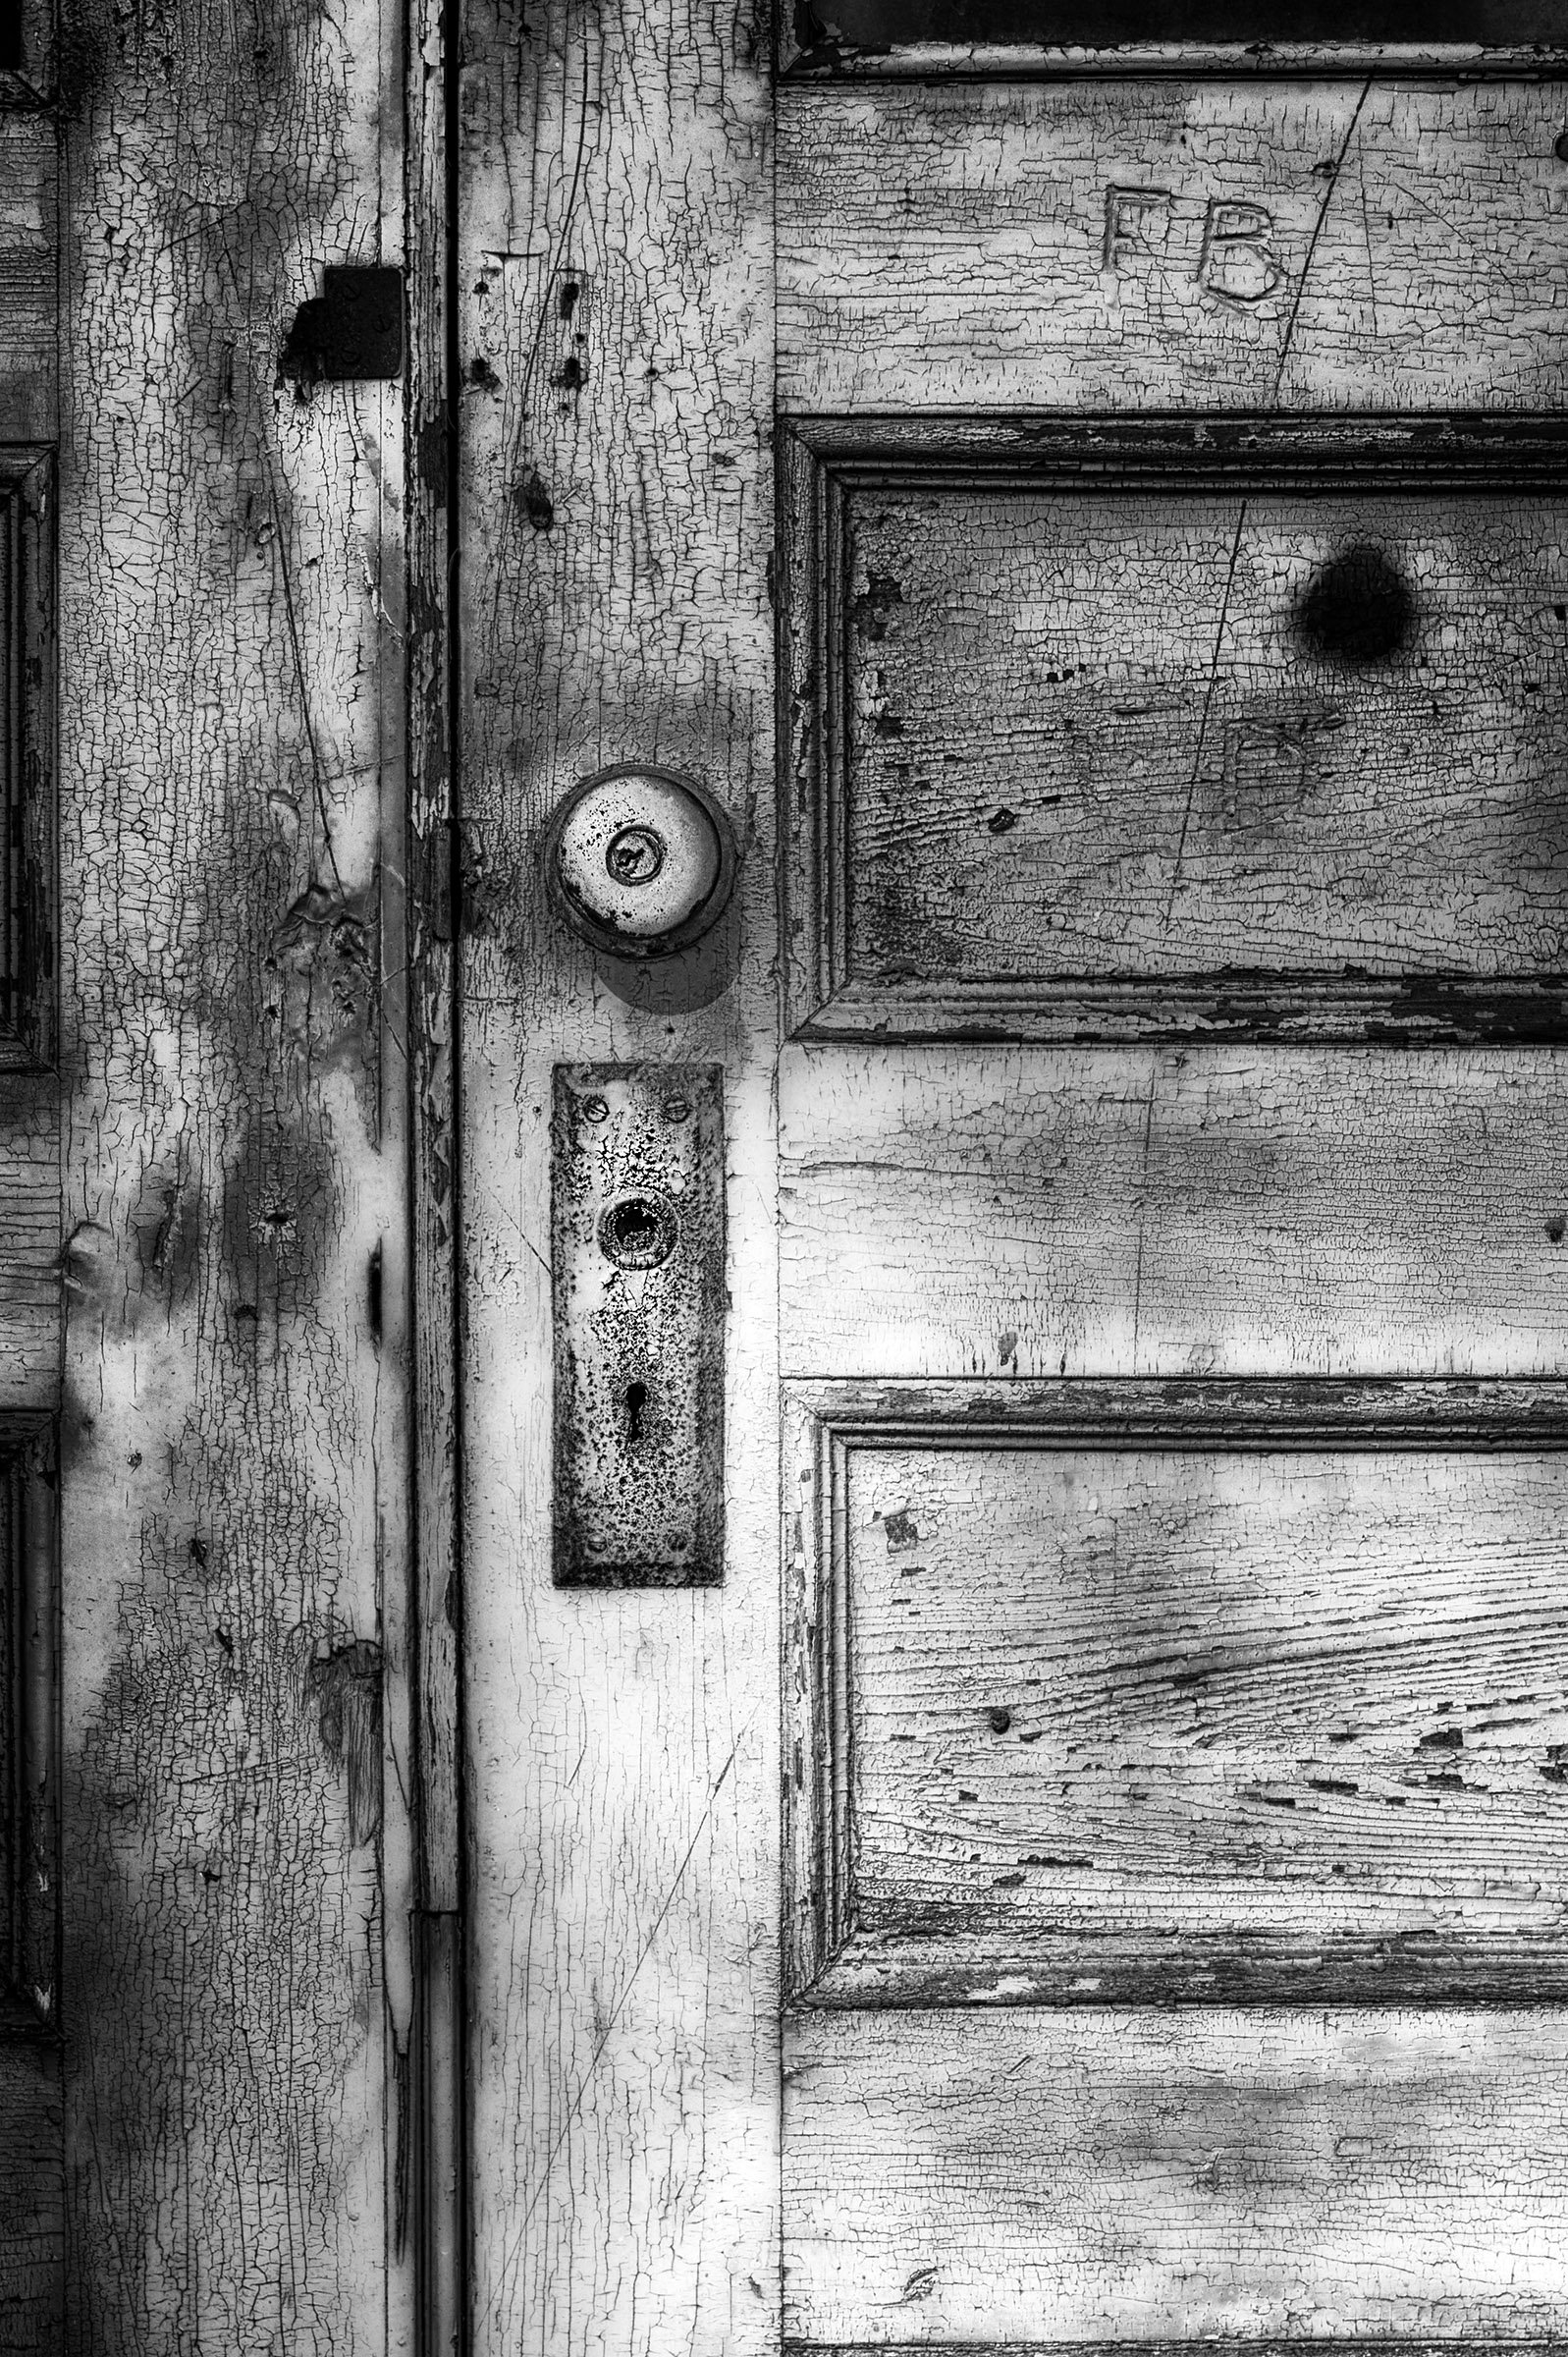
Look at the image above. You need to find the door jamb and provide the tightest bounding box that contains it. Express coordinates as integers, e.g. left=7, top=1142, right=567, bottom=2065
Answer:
left=405, top=1, right=466, bottom=2351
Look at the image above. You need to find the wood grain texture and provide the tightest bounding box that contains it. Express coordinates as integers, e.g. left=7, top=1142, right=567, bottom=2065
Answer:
left=0, top=452, right=57, bottom=1068
left=0, top=119, right=55, bottom=446
left=403, top=0, right=464, bottom=2343
left=51, top=1, right=408, bottom=2348
left=784, top=2006, right=1568, bottom=2342
left=778, top=80, right=1568, bottom=413
left=783, top=1380, right=1568, bottom=2006
left=6, top=1434, right=59, bottom=2027
left=0, top=1081, right=62, bottom=1416
left=0, top=2034, right=62, bottom=2356
left=781, top=415, right=1568, bottom=1041
left=778, top=2, right=1568, bottom=67
left=405, top=0, right=462, bottom=1923
left=845, top=1437, right=1568, bottom=1997
left=843, top=488, right=1567, bottom=978
left=458, top=4, right=779, bottom=2354
left=780, top=1044, right=1568, bottom=1378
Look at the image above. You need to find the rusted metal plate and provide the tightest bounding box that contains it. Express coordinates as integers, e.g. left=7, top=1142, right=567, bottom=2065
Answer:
left=551, top=1065, right=726, bottom=1586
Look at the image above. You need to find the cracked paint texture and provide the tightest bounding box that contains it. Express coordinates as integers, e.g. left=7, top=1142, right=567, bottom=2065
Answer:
left=29, top=1, right=409, bottom=2350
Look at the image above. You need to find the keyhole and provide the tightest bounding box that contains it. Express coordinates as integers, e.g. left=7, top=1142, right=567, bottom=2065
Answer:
left=624, top=1380, right=648, bottom=1445
left=599, top=1191, right=678, bottom=1270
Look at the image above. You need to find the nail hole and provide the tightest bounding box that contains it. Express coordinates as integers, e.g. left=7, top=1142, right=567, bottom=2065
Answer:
left=1555, top=132, right=1568, bottom=162
left=988, top=1706, right=1013, bottom=1734
left=662, top=1095, right=690, bottom=1124
left=581, top=1095, right=609, bottom=1124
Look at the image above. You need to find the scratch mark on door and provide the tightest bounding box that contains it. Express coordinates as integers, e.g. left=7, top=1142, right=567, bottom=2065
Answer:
left=497, top=1708, right=758, bottom=2291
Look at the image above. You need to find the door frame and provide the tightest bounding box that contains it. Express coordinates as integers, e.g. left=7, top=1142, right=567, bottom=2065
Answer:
left=405, top=3, right=466, bottom=2352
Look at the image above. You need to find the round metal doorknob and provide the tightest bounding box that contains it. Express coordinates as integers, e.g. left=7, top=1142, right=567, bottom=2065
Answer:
left=543, top=764, right=737, bottom=957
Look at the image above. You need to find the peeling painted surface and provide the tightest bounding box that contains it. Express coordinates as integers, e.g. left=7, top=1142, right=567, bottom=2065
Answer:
left=458, top=2, right=778, bottom=2352
left=785, top=2009, right=1568, bottom=2340
left=35, top=0, right=409, bottom=2347
left=774, top=42, right=1568, bottom=2354
left=779, top=82, right=1568, bottom=411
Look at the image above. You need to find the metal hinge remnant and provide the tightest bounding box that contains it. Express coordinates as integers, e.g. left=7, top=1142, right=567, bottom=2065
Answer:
left=278, top=265, right=405, bottom=391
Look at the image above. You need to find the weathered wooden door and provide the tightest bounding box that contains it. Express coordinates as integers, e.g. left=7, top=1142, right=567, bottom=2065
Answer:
left=456, top=7, right=1568, bottom=2357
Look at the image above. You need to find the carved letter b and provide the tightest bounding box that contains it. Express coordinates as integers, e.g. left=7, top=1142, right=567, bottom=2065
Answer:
left=1197, top=201, right=1282, bottom=303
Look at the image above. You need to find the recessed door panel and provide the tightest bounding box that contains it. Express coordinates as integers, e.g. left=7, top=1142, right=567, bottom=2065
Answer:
left=787, top=445, right=1568, bottom=1032
left=785, top=1393, right=1568, bottom=2008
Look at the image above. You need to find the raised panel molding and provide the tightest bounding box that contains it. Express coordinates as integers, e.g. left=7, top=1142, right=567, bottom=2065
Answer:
left=783, top=1377, right=1568, bottom=2009
left=780, top=414, right=1568, bottom=1044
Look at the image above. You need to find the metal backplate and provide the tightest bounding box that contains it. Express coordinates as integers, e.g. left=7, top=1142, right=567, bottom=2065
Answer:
left=551, top=1064, right=726, bottom=1585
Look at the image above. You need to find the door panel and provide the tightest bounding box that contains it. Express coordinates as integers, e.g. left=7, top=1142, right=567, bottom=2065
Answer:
left=781, top=414, right=1568, bottom=1043
left=815, top=467, right=1566, bottom=992
left=784, top=2009, right=1568, bottom=2343
left=779, top=82, right=1568, bottom=412
left=784, top=1381, right=1568, bottom=2007
left=781, top=1046, right=1568, bottom=1378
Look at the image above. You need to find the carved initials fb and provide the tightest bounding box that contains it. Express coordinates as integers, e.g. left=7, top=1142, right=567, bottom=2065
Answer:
left=1102, top=187, right=1283, bottom=305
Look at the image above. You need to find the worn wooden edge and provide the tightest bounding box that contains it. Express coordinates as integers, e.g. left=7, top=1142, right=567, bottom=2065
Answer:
left=797, top=978, right=1568, bottom=1045
left=779, top=411, right=1568, bottom=476
left=406, top=0, right=461, bottom=1927
left=373, top=0, right=419, bottom=2336
left=784, top=1394, right=850, bottom=1997
left=414, top=1910, right=463, bottom=2357
left=0, top=448, right=57, bottom=1073
left=14, top=1428, right=56, bottom=2028
left=15, top=450, right=55, bottom=1072
left=778, top=412, right=1568, bottom=1047
left=3, top=1417, right=55, bottom=2030
left=405, top=0, right=466, bottom=2346
left=778, top=426, right=827, bottom=1036
left=801, top=1927, right=1568, bottom=2011
left=784, top=1372, right=1568, bottom=1446
left=776, top=19, right=1568, bottom=75
left=782, top=2346, right=1568, bottom=2357
left=781, top=1378, right=1568, bottom=2008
